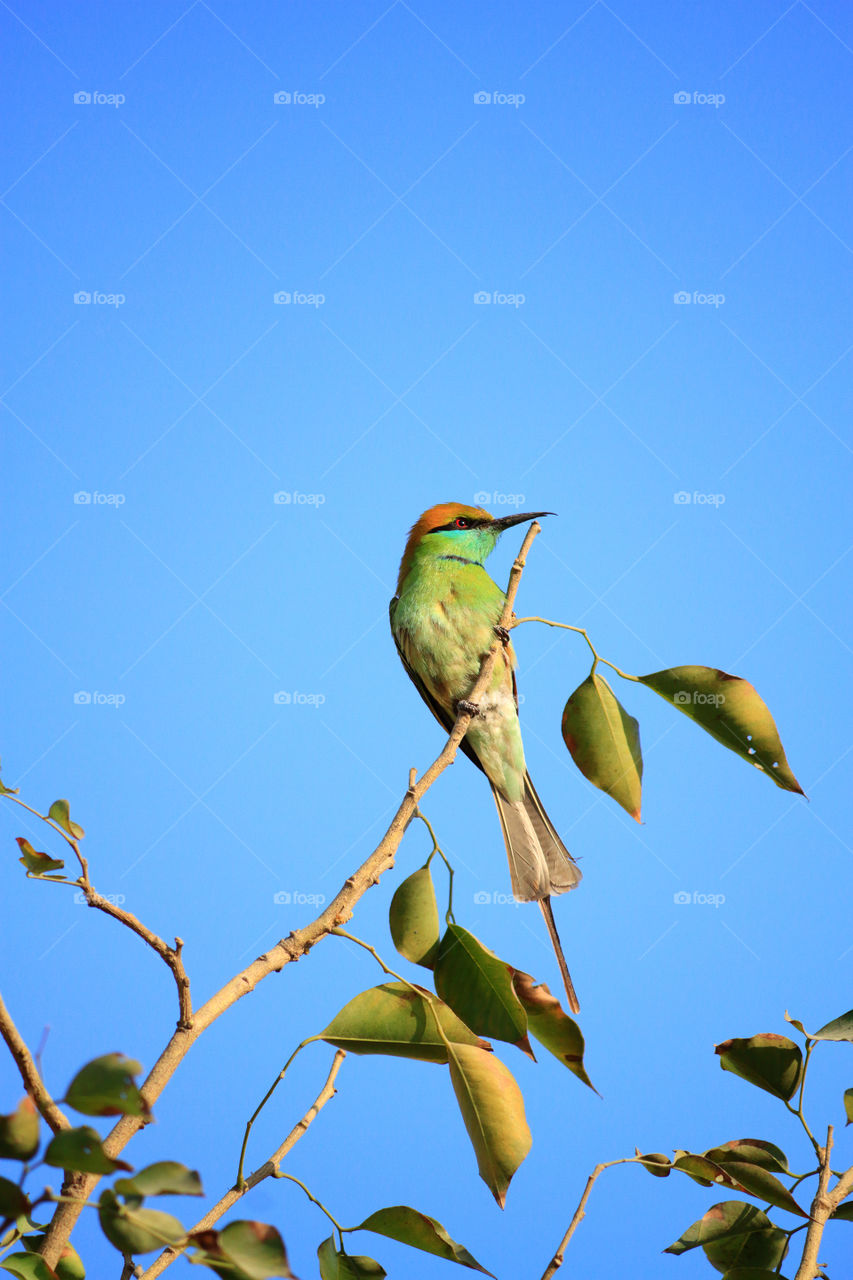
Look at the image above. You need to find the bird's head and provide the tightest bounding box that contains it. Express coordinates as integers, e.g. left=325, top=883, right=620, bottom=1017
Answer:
left=396, top=502, right=554, bottom=592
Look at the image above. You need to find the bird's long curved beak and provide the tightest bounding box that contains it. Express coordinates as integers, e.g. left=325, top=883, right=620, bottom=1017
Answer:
left=490, top=510, right=555, bottom=532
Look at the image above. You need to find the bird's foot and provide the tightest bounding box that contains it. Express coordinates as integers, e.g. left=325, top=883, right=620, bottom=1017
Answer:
left=493, top=625, right=511, bottom=645
left=457, top=699, right=480, bottom=718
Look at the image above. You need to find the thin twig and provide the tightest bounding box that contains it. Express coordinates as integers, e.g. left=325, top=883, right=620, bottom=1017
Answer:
left=4, top=794, right=193, bottom=1030
left=36, top=522, right=544, bottom=1269
left=139, top=1050, right=346, bottom=1279
left=0, top=991, right=70, bottom=1134
left=540, top=1158, right=639, bottom=1279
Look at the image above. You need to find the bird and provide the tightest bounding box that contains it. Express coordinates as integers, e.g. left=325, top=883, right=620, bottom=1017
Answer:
left=389, top=502, right=582, bottom=1013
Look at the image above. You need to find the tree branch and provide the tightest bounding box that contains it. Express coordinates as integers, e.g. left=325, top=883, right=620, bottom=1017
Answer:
left=36, top=522, right=543, bottom=1268
left=539, top=1158, right=638, bottom=1280
left=0, top=990, right=70, bottom=1134
left=795, top=1125, right=834, bottom=1280
left=139, top=1050, right=346, bottom=1279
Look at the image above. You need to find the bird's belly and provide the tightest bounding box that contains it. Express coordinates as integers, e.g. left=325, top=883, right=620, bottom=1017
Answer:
left=403, top=598, right=499, bottom=705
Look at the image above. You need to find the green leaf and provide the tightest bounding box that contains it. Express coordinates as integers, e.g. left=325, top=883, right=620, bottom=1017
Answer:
left=447, top=1043, right=531, bottom=1208
left=47, top=800, right=84, bottom=841
left=98, top=1189, right=183, bottom=1255
left=356, top=1205, right=494, bottom=1274
left=561, top=673, right=643, bottom=820
left=22, top=1238, right=85, bottom=1280
left=389, top=867, right=441, bottom=968
left=0, top=1178, right=30, bottom=1220
left=0, top=1255, right=55, bottom=1280
left=672, top=1154, right=741, bottom=1189
left=638, top=665, right=803, bottom=794
left=704, top=1221, right=788, bottom=1275
left=45, top=1126, right=131, bottom=1174
left=812, top=1008, right=853, bottom=1043
left=665, top=1201, right=777, bottom=1255
left=320, top=982, right=490, bottom=1062
left=434, top=926, right=531, bottom=1055
left=720, top=1271, right=792, bottom=1279
left=832, top=1201, right=853, bottom=1222
left=637, top=1153, right=671, bottom=1178
left=114, top=1161, right=203, bottom=1198
left=703, top=1139, right=789, bottom=1175
left=0, top=1098, right=39, bottom=1161
left=783, top=1011, right=807, bottom=1037
left=191, top=1222, right=295, bottom=1279
left=844, top=1088, right=853, bottom=1126
left=15, top=839, right=64, bottom=877
left=511, top=970, right=596, bottom=1090
left=318, top=1236, right=385, bottom=1279
left=715, top=1034, right=802, bottom=1101
left=65, top=1054, right=147, bottom=1118
left=710, top=1162, right=806, bottom=1218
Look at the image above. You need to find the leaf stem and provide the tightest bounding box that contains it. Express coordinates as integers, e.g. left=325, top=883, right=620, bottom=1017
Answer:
left=274, top=1172, right=345, bottom=1247
left=236, top=1037, right=320, bottom=1188
left=418, top=810, right=455, bottom=923
left=511, top=618, right=640, bottom=682
left=785, top=1040, right=820, bottom=1159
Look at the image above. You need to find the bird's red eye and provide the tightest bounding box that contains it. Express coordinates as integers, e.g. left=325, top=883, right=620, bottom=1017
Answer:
left=455, top=517, right=469, bottom=529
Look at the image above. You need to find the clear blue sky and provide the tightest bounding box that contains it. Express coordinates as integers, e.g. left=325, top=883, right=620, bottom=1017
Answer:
left=2, top=3, right=852, bottom=1277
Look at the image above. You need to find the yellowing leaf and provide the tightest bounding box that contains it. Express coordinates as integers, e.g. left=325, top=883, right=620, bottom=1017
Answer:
left=561, top=673, right=642, bottom=820
left=447, top=1043, right=531, bottom=1207
left=639, top=666, right=802, bottom=794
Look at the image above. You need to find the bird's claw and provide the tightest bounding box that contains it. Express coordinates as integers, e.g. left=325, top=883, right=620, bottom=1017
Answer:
left=457, top=699, right=480, bottom=718
left=493, top=625, right=511, bottom=645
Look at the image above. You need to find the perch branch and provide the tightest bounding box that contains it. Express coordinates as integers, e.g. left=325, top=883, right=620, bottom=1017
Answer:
left=0, top=991, right=70, bottom=1134
left=36, top=522, right=542, bottom=1268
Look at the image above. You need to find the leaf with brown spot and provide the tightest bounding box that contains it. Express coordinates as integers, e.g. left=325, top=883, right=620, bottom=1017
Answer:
left=715, top=1034, right=802, bottom=1102
left=639, top=665, right=803, bottom=793
left=511, top=971, right=596, bottom=1091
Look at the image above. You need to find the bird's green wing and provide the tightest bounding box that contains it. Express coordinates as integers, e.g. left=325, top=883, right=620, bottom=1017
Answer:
left=388, top=596, right=484, bottom=774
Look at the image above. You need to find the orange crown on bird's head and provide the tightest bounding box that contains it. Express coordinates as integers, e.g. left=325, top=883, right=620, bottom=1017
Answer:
left=396, top=502, right=493, bottom=593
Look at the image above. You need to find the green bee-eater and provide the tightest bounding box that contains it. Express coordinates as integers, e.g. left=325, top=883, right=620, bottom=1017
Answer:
left=390, top=502, right=582, bottom=1012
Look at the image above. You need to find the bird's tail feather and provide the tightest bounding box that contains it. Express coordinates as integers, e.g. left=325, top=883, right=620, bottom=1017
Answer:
left=490, top=780, right=582, bottom=1014
left=539, top=896, right=581, bottom=1015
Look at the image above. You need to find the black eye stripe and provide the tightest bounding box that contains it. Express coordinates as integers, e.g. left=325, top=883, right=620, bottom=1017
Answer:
left=429, top=517, right=485, bottom=533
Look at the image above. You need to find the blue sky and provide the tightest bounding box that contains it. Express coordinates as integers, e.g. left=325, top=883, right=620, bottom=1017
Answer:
left=2, top=2, right=852, bottom=1277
